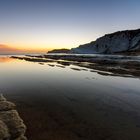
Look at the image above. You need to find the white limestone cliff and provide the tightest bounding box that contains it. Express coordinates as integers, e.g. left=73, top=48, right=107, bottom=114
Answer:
left=71, top=29, right=140, bottom=54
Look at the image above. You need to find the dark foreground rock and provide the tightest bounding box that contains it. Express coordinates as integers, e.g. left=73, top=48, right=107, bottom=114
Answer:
left=0, top=94, right=27, bottom=140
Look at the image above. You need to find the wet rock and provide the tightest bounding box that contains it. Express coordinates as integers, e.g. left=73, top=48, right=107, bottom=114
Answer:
left=0, top=101, right=15, bottom=111
left=0, top=94, right=27, bottom=140
left=0, top=120, right=10, bottom=139
left=0, top=94, right=6, bottom=101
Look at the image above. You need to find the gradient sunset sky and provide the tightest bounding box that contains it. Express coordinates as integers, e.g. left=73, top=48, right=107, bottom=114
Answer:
left=0, top=0, right=140, bottom=53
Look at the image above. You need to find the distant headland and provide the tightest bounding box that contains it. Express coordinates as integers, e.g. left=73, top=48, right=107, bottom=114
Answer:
left=48, top=28, right=140, bottom=55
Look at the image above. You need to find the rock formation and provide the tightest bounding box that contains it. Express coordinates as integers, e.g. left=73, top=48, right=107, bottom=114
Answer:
left=71, top=29, right=140, bottom=54
left=0, top=94, right=27, bottom=140
left=48, top=48, right=70, bottom=54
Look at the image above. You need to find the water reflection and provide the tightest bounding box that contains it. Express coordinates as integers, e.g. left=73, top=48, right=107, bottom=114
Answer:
left=11, top=55, right=140, bottom=78
left=0, top=57, right=14, bottom=63
left=0, top=56, right=140, bottom=140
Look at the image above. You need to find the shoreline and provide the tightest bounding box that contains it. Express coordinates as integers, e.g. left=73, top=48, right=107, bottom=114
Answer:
left=11, top=54, right=140, bottom=77
left=1, top=56, right=140, bottom=140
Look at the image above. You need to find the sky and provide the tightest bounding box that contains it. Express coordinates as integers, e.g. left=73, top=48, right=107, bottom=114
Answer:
left=0, top=0, right=140, bottom=54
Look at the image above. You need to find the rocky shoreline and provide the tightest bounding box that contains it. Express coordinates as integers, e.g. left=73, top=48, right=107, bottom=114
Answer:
left=3, top=55, right=140, bottom=140
left=11, top=54, right=140, bottom=77
left=0, top=94, right=27, bottom=140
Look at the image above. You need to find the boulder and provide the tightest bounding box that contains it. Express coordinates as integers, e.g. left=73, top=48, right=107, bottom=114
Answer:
left=0, top=94, right=27, bottom=140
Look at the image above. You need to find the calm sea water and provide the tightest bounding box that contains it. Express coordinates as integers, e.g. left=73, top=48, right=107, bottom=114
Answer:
left=0, top=56, right=140, bottom=140
left=0, top=56, right=140, bottom=96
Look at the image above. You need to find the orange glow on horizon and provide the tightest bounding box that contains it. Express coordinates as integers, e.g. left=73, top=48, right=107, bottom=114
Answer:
left=6, top=43, right=73, bottom=53
left=0, top=44, right=56, bottom=53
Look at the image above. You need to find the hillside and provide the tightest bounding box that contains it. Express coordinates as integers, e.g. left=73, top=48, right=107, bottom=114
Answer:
left=71, top=29, right=140, bottom=54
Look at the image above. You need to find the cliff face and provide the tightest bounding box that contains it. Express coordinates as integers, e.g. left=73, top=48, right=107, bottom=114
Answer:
left=71, top=29, right=140, bottom=54
left=0, top=94, right=27, bottom=140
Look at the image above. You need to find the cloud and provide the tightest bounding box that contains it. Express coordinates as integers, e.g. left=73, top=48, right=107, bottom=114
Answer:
left=0, top=44, right=19, bottom=54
